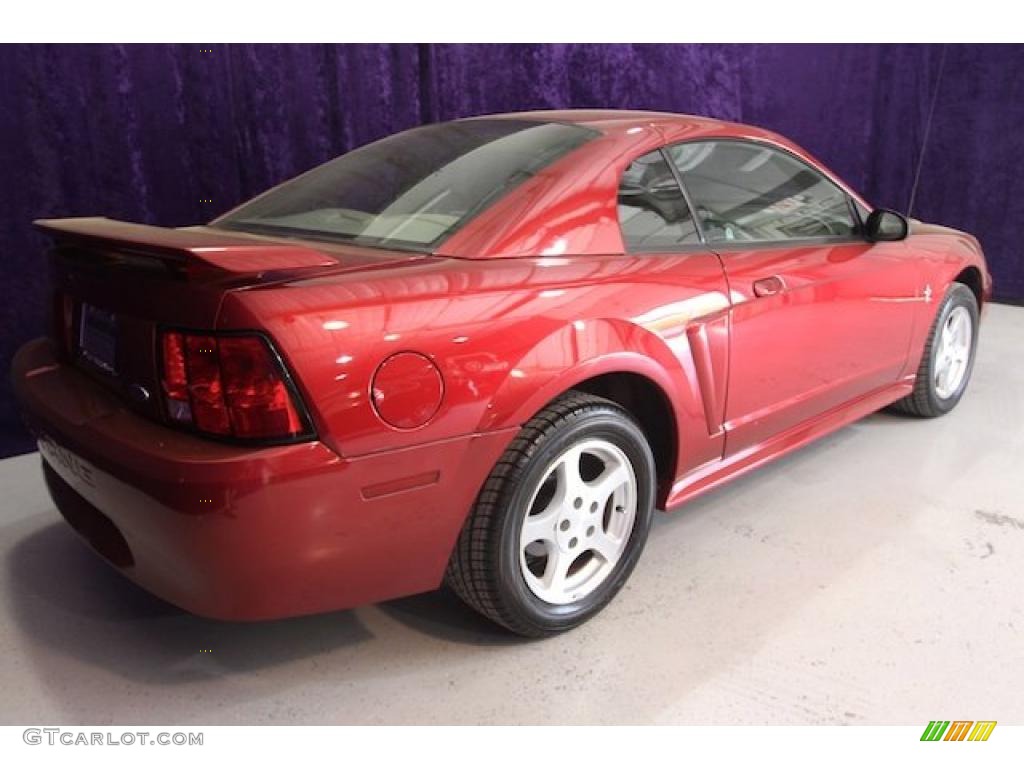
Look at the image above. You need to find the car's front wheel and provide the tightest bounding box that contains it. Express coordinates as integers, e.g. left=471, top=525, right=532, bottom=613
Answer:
left=891, top=282, right=979, bottom=417
left=446, top=391, right=655, bottom=637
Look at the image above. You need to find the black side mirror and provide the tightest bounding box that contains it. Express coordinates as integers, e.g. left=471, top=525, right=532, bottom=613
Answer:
left=865, top=208, right=909, bottom=242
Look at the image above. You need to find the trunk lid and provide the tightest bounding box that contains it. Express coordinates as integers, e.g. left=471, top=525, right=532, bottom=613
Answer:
left=38, top=217, right=422, bottom=427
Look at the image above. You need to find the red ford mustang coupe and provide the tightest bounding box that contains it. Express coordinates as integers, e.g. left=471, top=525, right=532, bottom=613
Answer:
left=13, top=110, right=991, bottom=636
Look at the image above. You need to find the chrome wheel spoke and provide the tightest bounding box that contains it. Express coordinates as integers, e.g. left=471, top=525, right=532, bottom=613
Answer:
left=590, top=530, right=623, bottom=566
left=522, top=453, right=571, bottom=547
left=522, top=505, right=560, bottom=547
left=589, top=463, right=629, bottom=508
left=953, top=311, right=969, bottom=342
left=553, top=445, right=587, bottom=505
left=541, top=547, right=572, bottom=593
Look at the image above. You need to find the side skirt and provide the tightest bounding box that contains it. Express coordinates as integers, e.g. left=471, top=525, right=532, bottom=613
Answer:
left=663, top=378, right=914, bottom=512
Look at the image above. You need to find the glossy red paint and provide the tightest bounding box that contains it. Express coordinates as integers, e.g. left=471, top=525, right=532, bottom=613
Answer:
left=13, top=110, right=992, bottom=620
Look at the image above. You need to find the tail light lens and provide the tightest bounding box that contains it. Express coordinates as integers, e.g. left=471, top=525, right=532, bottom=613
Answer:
left=159, top=330, right=312, bottom=442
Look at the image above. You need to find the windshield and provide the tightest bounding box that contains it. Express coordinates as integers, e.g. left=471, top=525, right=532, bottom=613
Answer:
left=213, top=119, right=598, bottom=252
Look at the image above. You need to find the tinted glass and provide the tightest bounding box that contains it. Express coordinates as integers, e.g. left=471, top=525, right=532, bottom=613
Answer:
left=666, top=141, right=856, bottom=243
left=214, top=120, right=597, bottom=251
left=617, top=150, right=700, bottom=251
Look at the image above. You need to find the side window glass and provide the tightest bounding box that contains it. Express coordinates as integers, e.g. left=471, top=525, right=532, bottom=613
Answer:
left=666, top=141, right=856, bottom=243
left=617, top=150, right=700, bottom=251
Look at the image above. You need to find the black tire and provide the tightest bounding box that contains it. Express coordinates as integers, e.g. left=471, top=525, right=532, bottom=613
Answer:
left=890, top=282, right=979, bottom=417
left=445, top=391, right=656, bottom=637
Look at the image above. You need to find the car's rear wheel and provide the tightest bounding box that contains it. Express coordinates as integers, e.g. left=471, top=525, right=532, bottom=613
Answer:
left=890, top=282, right=979, bottom=417
left=446, top=391, right=655, bottom=637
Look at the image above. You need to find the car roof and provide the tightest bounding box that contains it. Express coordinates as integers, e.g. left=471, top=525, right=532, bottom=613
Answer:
left=461, top=109, right=780, bottom=143
left=478, top=108, right=700, bottom=127
left=437, top=110, right=868, bottom=259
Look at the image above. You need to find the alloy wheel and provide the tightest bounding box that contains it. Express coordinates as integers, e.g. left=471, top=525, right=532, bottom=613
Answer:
left=934, top=305, right=973, bottom=399
left=519, top=438, right=638, bottom=605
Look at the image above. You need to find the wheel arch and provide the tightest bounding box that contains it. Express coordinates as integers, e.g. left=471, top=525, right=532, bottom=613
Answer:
left=954, top=265, right=985, bottom=308
left=571, top=371, right=678, bottom=506
left=475, top=318, right=703, bottom=508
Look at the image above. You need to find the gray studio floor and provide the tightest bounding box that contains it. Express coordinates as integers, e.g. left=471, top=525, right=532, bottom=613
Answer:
left=1, top=304, right=1021, bottom=725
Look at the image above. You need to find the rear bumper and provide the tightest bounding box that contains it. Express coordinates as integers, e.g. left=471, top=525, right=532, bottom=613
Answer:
left=13, top=338, right=514, bottom=620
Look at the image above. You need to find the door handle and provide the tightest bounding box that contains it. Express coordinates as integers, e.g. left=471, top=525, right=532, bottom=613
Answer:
left=753, top=275, right=785, bottom=298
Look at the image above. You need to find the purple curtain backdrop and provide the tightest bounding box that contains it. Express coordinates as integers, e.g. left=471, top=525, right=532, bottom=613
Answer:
left=1, top=43, right=1021, bottom=457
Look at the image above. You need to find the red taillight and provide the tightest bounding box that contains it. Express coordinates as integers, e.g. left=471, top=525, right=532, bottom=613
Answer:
left=184, top=334, right=231, bottom=435
left=159, top=330, right=310, bottom=442
left=161, top=332, right=190, bottom=421
left=219, top=336, right=305, bottom=438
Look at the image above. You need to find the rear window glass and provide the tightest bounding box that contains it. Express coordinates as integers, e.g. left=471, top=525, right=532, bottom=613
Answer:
left=213, top=120, right=598, bottom=252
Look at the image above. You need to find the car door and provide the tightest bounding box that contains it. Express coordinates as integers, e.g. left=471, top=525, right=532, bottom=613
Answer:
left=665, top=140, right=921, bottom=457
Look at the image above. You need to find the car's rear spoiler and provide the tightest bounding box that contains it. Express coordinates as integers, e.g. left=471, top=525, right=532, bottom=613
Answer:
left=34, top=217, right=337, bottom=274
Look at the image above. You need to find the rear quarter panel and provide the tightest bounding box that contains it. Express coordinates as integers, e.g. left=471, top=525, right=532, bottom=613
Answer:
left=216, top=251, right=731, bottom=487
